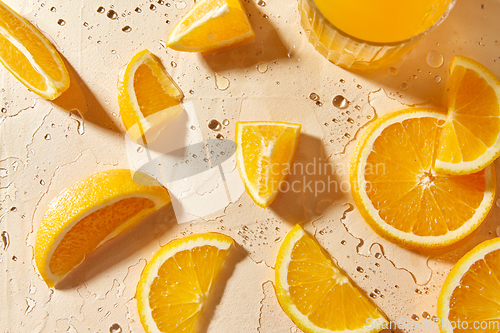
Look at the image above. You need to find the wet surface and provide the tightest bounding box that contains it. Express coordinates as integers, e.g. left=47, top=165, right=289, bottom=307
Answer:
left=1, top=0, right=499, bottom=332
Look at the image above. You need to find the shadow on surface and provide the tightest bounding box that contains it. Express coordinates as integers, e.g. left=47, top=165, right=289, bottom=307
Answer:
left=196, top=242, right=247, bottom=333
left=270, top=133, right=347, bottom=224
left=56, top=203, right=177, bottom=289
left=53, top=58, right=121, bottom=134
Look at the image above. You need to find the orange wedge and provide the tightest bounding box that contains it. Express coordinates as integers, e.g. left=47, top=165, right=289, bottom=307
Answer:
left=166, top=0, right=254, bottom=52
left=0, top=0, right=69, bottom=99
left=350, top=108, right=495, bottom=249
left=137, top=232, right=234, bottom=333
left=34, top=169, right=170, bottom=287
left=435, top=55, right=500, bottom=175
left=275, top=224, right=389, bottom=333
left=118, top=50, right=184, bottom=143
left=235, top=121, right=301, bottom=208
left=437, top=237, right=500, bottom=332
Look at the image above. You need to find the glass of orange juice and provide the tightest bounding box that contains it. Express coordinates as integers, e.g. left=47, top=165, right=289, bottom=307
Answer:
left=299, top=0, right=455, bottom=70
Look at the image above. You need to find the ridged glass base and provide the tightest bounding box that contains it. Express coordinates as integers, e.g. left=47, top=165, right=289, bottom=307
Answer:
left=299, top=0, right=420, bottom=70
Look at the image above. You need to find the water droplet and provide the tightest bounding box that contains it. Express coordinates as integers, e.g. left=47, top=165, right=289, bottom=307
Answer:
left=257, top=63, right=268, bottom=73
left=263, top=14, right=269, bottom=19
left=12, top=255, right=17, bottom=261
left=107, top=10, right=118, bottom=19
left=375, top=252, right=382, bottom=259
left=309, top=93, right=320, bottom=101
left=315, top=101, right=322, bottom=106
left=137, top=147, right=143, bottom=153
left=40, top=179, right=45, bottom=185
left=10, top=207, right=17, bottom=212
left=332, top=95, right=349, bottom=109
left=412, top=75, right=418, bottom=80
left=411, top=314, right=419, bottom=321
left=216, top=133, right=224, bottom=140
left=44, top=134, right=51, bottom=140
left=400, top=83, right=408, bottom=90
left=339, top=79, right=345, bottom=83
left=1, top=231, right=9, bottom=250
left=347, top=118, right=354, bottom=124
left=171, top=61, right=177, bottom=68
left=192, top=154, right=197, bottom=158
left=388, top=67, right=398, bottom=76
left=356, top=84, right=362, bottom=89
left=122, top=26, right=132, bottom=32
left=344, top=133, right=351, bottom=138
left=434, top=75, right=442, bottom=83
left=158, top=0, right=165, bottom=4
left=481, top=4, right=485, bottom=9
left=496, top=198, right=500, bottom=207
left=422, top=311, right=431, bottom=320
left=208, top=119, right=221, bottom=131
left=274, top=237, right=282, bottom=242
left=97, top=6, right=105, bottom=13
left=496, top=226, right=500, bottom=237
left=427, top=50, right=444, bottom=68
left=415, top=288, right=423, bottom=294
left=150, top=4, right=156, bottom=10
left=258, top=0, right=266, bottom=6
left=110, top=324, right=122, bottom=333
left=135, top=7, right=142, bottom=13
left=57, top=19, right=65, bottom=26
left=395, top=285, right=399, bottom=289
left=374, top=289, right=381, bottom=294
left=50, top=7, right=56, bottom=12
left=369, top=292, right=377, bottom=299
left=222, top=119, right=229, bottom=126
left=356, top=266, right=364, bottom=273
left=83, top=22, right=89, bottom=27
left=355, top=105, right=361, bottom=111
left=69, top=110, right=85, bottom=135
left=340, top=240, right=346, bottom=245
left=190, top=125, right=196, bottom=130
left=215, top=73, right=230, bottom=91
left=1, top=108, right=6, bottom=113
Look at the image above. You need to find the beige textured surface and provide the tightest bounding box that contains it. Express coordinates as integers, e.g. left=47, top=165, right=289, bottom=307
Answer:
left=1, top=0, right=499, bottom=332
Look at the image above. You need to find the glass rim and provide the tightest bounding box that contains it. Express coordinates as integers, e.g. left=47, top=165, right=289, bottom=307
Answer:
left=308, top=0, right=457, bottom=47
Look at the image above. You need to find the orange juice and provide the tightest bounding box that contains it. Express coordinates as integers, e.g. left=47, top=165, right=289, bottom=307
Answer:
left=299, top=0, right=455, bottom=70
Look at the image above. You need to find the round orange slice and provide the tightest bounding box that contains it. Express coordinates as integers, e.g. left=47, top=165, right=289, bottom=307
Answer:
left=350, top=108, right=495, bottom=249
left=437, top=237, right=500, bottom=332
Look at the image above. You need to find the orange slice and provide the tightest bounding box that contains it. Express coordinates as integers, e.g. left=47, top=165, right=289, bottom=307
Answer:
left=166, top=0, right=254, bottom=52
left=34, top=169, right=170, bottom=287
left=137, top=232, right=234, bottom=333
left=350, top=108, right=495, bottom=249
left=437, top=237, right=500, bottom=332
left=118, top=50, right=184, bottom=143
left=275, top=224, right=389, bottom=333
left=435, top=55, right=500, bottom=175
left=0, top=1, right=69, bottom=99
left=235, top=121, right=301, bottom=208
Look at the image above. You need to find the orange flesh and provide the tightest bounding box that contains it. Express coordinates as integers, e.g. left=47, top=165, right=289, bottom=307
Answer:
left=49, top=197, right=155, bottom=277
left=239, top=125, right=298, bottom=200
left=288, top=235, right=381, bottom=330
left=438, top=65, right=500, bottom=163
left=149, top=246, right=229, bottom=332
left=134, top=63, right=180, bottom=118
left=0, top=3, right=64, bottom=88
left=365, top=117, right=486, bottom=236
left=448, top=248, right=500, bottom=332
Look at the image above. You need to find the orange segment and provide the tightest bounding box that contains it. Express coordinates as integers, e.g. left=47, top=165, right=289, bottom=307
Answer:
left=275, top=225, right=388, bottom=333
left=438, top=238, right=500, bottom=332
left=435, top=55, right=500, bottom=174
left=34, top=169, right=171, bottom=287
left=137, top=233, right=234, bottom=333
left=118, top=50, right=184, bottom=144
left=235, top=121, right=301, bottom=208
left=351, top=109, right=495, bottom=249
left=0, top=1, right=69, bottom=99
left=166, top=0, right=254, bottom=52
